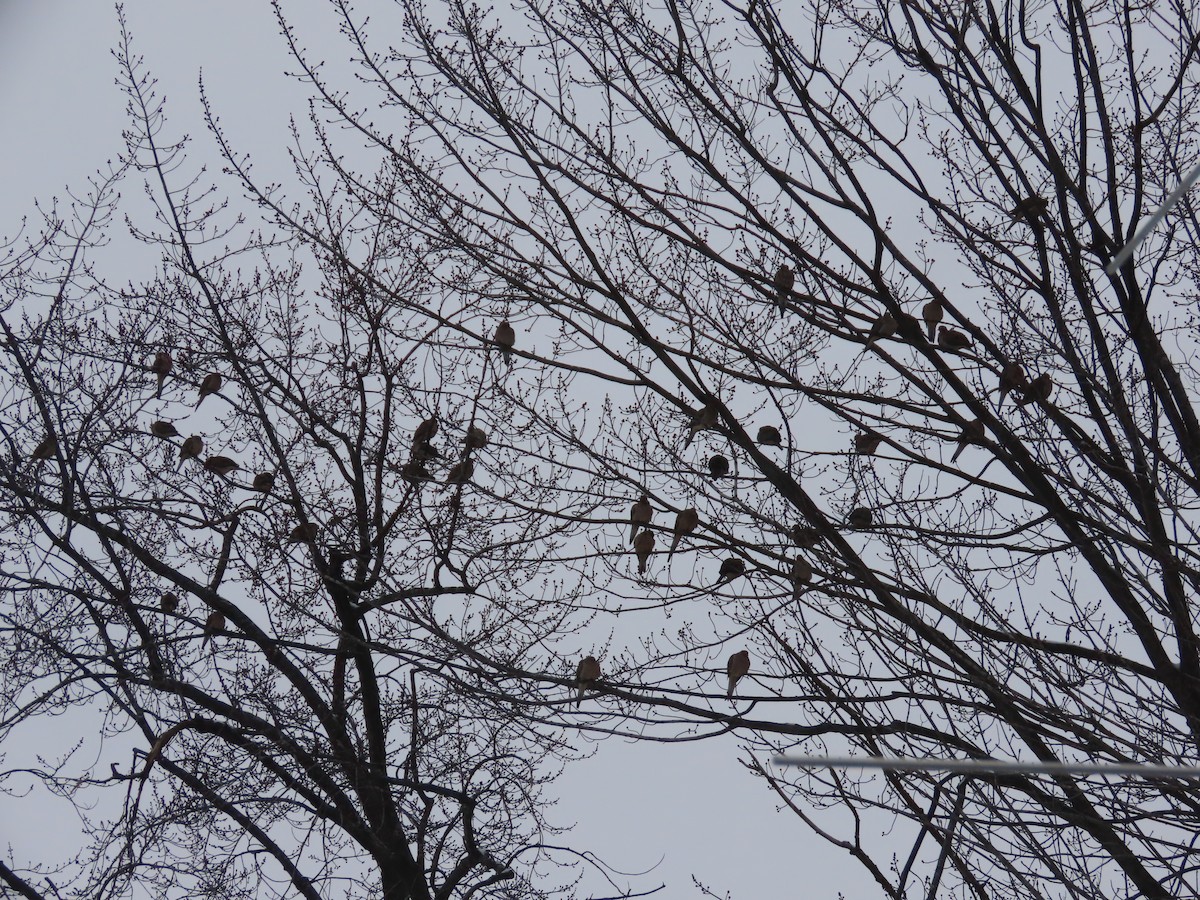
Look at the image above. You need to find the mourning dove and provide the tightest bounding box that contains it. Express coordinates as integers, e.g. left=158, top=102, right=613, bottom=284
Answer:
left=402, top=459, right=435, bottom=484
left=251, top=471, right=275, bottom=493
left=179, top=435, right=203, bottom=465
left=203, top=456, right=239, bottom=477
left=922, top=300, right=943, bottom=341
left=151, top=350, right=173, bottom=399
left=757, top=425, right=782, bottom=447
left=575, top=655, right=601, bottom=706
left=937, top=326, right=972, bottom=351
left=465, top=425, right=488, bottom=450
left=445, top=458, right=474, bottom=485
left=717, top=556, right=746, bottom=583
left=196, top=373, right=222, bottom=409
left=287, top=522, right=319, bottom=544
left=791, top=525, right=820, bottom=548
left=494, top=320, right=516, bottom=366
left=160, top=592, right=180, bottom=613
left=997, top=362, right=1029, bottom=406
left=1010, top=196, right=1049, bottom=223
left=854, top=431, right=882, bottom=455
left=950, top=419, right=986, bottom=463
left=29, top=434, right=57, bottom=464
left=150, top=420, right=180, bottom=438
left=685, top=403, right=719, bottom=447
left=864, top=311, right=897, bottom=347
left=413, top=416, right=439, bottom=446
left=202, top=610, right=225, bottom=645
left=634, top=529, right=655, bottom=575
left=707, top=454, right=730, bottom=479
left=1015, top=372, right=1053, bottom=407
left=412, top=441, right=444, bottom=465
left=847, top=507, right=873, bottom=529
left=668, top=507, right=699, bottom=558
left=726, top=650, right=750, bottom=698
left=790, top=557, right=813, bottom=592
left=773, top=263, right=795, bottom=314
left=629, top=493, right=653, bottom=544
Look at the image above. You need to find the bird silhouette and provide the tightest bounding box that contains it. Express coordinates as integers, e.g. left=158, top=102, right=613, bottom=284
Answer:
left=951, top=419, right=986, bottom=463
left=203, top=456, right=239, bottom=477
left=196, top=373, right=222, bottom=409
left=160, top=592, right=180, bottom=613
left=634, top=529, right=655, bottom=575
left=847, top=507, right=873, bottom=529
left=575, top=655, right=601, bottom=706
left=685, top=403, right=720, bottom=447
left=465, top=425, right=488, bottom=450
left=1015, top=372, right=1053, bottom=407
left=179, top=435, right=203, bottom=465
left=402, top=459, right=436, bottom=484
left=629, top=494, right=653, bottom=544
left=150, top=420, right=180, bottom=438
left=707, top=454, right=730, bottom=479
left=445, top=458, right=474, bottom=486
left=791, top=525, right=820, bottom=548
left=287, top=522, right=319, bottom=544
left=854, top=431, right=882, bottom=455
left=494, top=320, right=516, bottom=366
left=717, top=556, right=746, bottom=584
left=251, top=472, right=275, bottom=493
left=922, top=300, right=943, bottom=341
left=864, top=311, right=897, bottom=347
left=413, top=416, right=438, bottom=446
left=1010, top=196, right=1049, bottom=223
left=790, top=557, right=813, bottom=594
left=937, top=326, right=972, bottom=352
left=773, top=263, right=795, bottom=314
left=757, top=425, right=782, bottom=447
left=669, top=507, right=699, bottom=558
left=726, top=650, right=750, bottom=698
left=29, top=434, right=58, bottom=465
left=202, top=610, right=225, bottom=646
left=151, top=351, right=173, bottom=399
left=997, top=362, right=1029, bottom=406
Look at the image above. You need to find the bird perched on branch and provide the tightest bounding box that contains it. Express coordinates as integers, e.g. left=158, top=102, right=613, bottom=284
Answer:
left=951, top=419, right=986, bottom=463
left=634, top=529, right=655, bottom=575
left=773, top=263, right=795, bottom=314
left=494, top=320, right=516, bottom=366
left=847, top=507, right=873, bottom=529
left=727, top=650, right=750, bottom=698
left=29, top=434, right=57, bottom=465
left=791, top=525, right=820, bottom=548
left=1016, top=372, right=1053, bottom=407
left=1010, top=196, right=1049, bottom=223
left=864, top=311, right=897, bottom=347
left=445, top=458, right=474, bottom=486
left=202, top=610, right=225, bottom=646
left=150, top=420, right=180, bottom=439
left=997, top=362, right=1029, bottom=407
left=575, top=655, right=601, bottom=706
left=717, top=556, right=746, bottom=584
left=151, top=351, right=173, bottom=399
left=413, top=416, right=438, bottom=447
left=465, top=425, right=488, bottom=450
left=790, top=557, right=813, bottom=597
left=179, top=435, right=203, bottom=465
left=402, top=459, right=435, bottom=484
left=203, top=456, right=239, bottom=478
left=757, top=425, right=782, bottom=447
left=685, top=403, right=720, bottom=447
left=160, top=592, right=180, bottom=614
left=937, top=326, right=972, bottom=352
left=922, top=299, right=943, bottom=341
left=196, top=373, right=222, bottom=409
left=287, top=522, right=319, bottom=544
left=251, top=472, right=275, bottom=493
left=629, top=494, right=653, bottom=544
left=707, top=454, right=730, bottom=479
left=669, top=507, right=699, bottom=558
left=854, top=431, right=882, bottom=456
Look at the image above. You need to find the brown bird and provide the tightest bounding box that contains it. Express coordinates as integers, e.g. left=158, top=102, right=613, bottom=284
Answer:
left=773, top=263, right=795, bottom=314
left=717, top=556, right=746, bottom=584
left=413, top=416, right=439, bottom=446
left=179, top=435, right=203, bottom=465
left=445, top=458, right=474, bottom=485
left=402, top=459, right=436, bottom=484
left=287, top=522, right=319, bottom=544
left=465, top=425, right=488, bottom=450
left=854, top=431, right=882, bottom=455
left=629, top=493, right=653, bottom=544
left=412, top=441, right=444, bottom=465
left=791, top=525, right=820, bottom=548
left=726, top=650, right=751, bottom=698
left=160, top=592, right=180, bottom=613
left=251, top=471, right=275, bottom=493
left=150, top=420, right=180, bottom=439
left=847, top=507, right=873, bottom=529
left=575, top=655, right=601, bottom=706
left=203, top=455, right=239, bottom=477
left=707, top=454, right=730, bottom=479
left=1015, top=372, right=1053, bottom=407
left=757, top=425, right=782, bottom=447
left=195, top=372, right=222, bottom=409
left=685, top=403, right=720, bottom=447
left=494, top=320, right=516, bottom=366
left=202, top=610, right=225, bottom=645
left=633, top=529, right=655, bottom=575
left=790, top=557, right=813, bottom=590
left=151, top=350, right=173, bottom=399
left=1010, top=196, right=1049, bottom=223
left=921, top=299, right=943, bottom=341
left=668, top=507, right=699, bottom=558
left=29, top=434, right=58, bottom=464
left=997, top=362, right=1029, bottom=406
left=950, top=419, right=986, bottom=463
left=864, top=311, right=897, bottom=347
left=937, top=326, right=972, bottom=352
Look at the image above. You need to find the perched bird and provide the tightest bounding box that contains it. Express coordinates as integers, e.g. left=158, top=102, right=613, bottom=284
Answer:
left=575, top=655, right=601, bottom=706
left=757, top=425, right=782, bottom=447
left=412, top=441, right=444, bottom=465
left=413, top=416, right=439, bottom=446
left=634, top=529, right=655, bottom=575
left=179, top=435, right=203, bottom=464
left=465, top=425, right=488, bottom=450
left=494, top=320, right=516, bottom=366
left=950, top=419, right=986, bottom=463
left=864, top=311, right=897, bottom=347
left=196, top=373, right=222, bottom=409
left=1015, top=372, right=1053, bottom=407
left=791, top=525, right=820, bottom=548
left=726, top=650, right=751, bottom=698
left=773, top=263, right=795, bottom=314
left=668, top=507, right=699, bottom=558
left=151, top=350, right=173, bottom=399
left=29, top=434, right=58, bottom=464
left=202, top=610, right=225, bottom=645
left=854, top=431, right=882, bottom=455
left=401, top=459, right=436, bottom=484
left=937, top=326, right=972, bottom=352
left=150, top=420, right=180, bottom=439
left=1010, top=196, right=1049, bottom=223
left=203, top=456, right=239, bottom=477
left=717, top=556, right=746, bottom=584
left=685, top=403, right=720, bottom=447
left=997, top=362, right=1029, bottom=406
left=287, top=522, right=319, bottom=544
left=847, top=507, right=874, bottom=529
left=445, top=458, right=475, bottom=486
left=629, top=494, right=653, bottom=544
left=922, top=299, right=943, bottom=341
left=251, top=471, right=275, bottom=493
left=707, top=454, right=730, bottom=479
left=160, top=592, right=180, bottom=613
left=790, top=557, right=813, bottom=590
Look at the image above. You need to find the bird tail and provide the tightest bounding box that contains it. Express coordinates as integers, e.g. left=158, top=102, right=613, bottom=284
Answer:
left=575, top=686, right=583, bottom=707
left=156, top=375, right=164, bottom=400
left=668, top=534, right=681, bottom=559
left=727, top=676, right=735, bottom=698
left=927, top=322, right=936, bottom=340
left=951, top=442, right=966, bottom=463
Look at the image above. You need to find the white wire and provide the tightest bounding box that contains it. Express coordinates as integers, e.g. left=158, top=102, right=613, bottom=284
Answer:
left=1105, top=159, right=1200, bottom=273
left=772, top=755, right=1200, bottom=780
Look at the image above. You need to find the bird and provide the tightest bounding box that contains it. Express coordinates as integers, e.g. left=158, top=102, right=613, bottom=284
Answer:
left=847, top=507, right=873, bottom=529
left=726, top=650, right=750, bottom=698
left=790, top=557, right=813, bottom=590
left=997, top=362, right=1029, bottom=406
left=922, top=299, right=943, bottom=341
left=412, top=441, right=444, bottom=465
left=465, top=425, right=488, bottom=450
left=150, top=420, right=180, bottom=438
left=402, top=459, right=436, bottom=484
left=251, top=471, right=275, bottom=493
left=160, top=592, right=180, bottom=613
left=757, top=425, right=782, bottom=447
left=445, top=458, right=474, bottom=486
left=179, top=435, right=203, bottom=465
left=791, top=525, right=820, bottom=548
left=1010, top=196, right=1049, bottom=223
left=195, top=373, right=222, bottom=409
left=668, top=507, right=699, bottom=558
left=494, top=320, right=516, bottom=366
left=29, top=434, right=58, bottom=464
left=203, top=456, right=239, bottom=477
left=707, top=454, right=730, bottom=479
left=950, top=419, right=986, bottom=463
left=413, top=416, right=438, bottom=446
left=854, top=431, right=882, bottom=455
left=633, top=529, right=655, bottom=575
left=287, top=522, right=319, bottom=544
left=773, top=263, right=795, bottom=314
left=1016, top=372, right=1053, bottom=407
left=864, top=311, right=897, bottom=347
left=937, top=326, right=972, bottom=351
left=151, top=350, right=173, bottom=399
left=629, top=494, right=653, bottom=544
left=717, top=556, right=746, bottom=584
left=575, top=655, right=601, bottom=706
left=685, top=403, right=720, bottom=447
left=202, top=610, right=225, bottom=645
